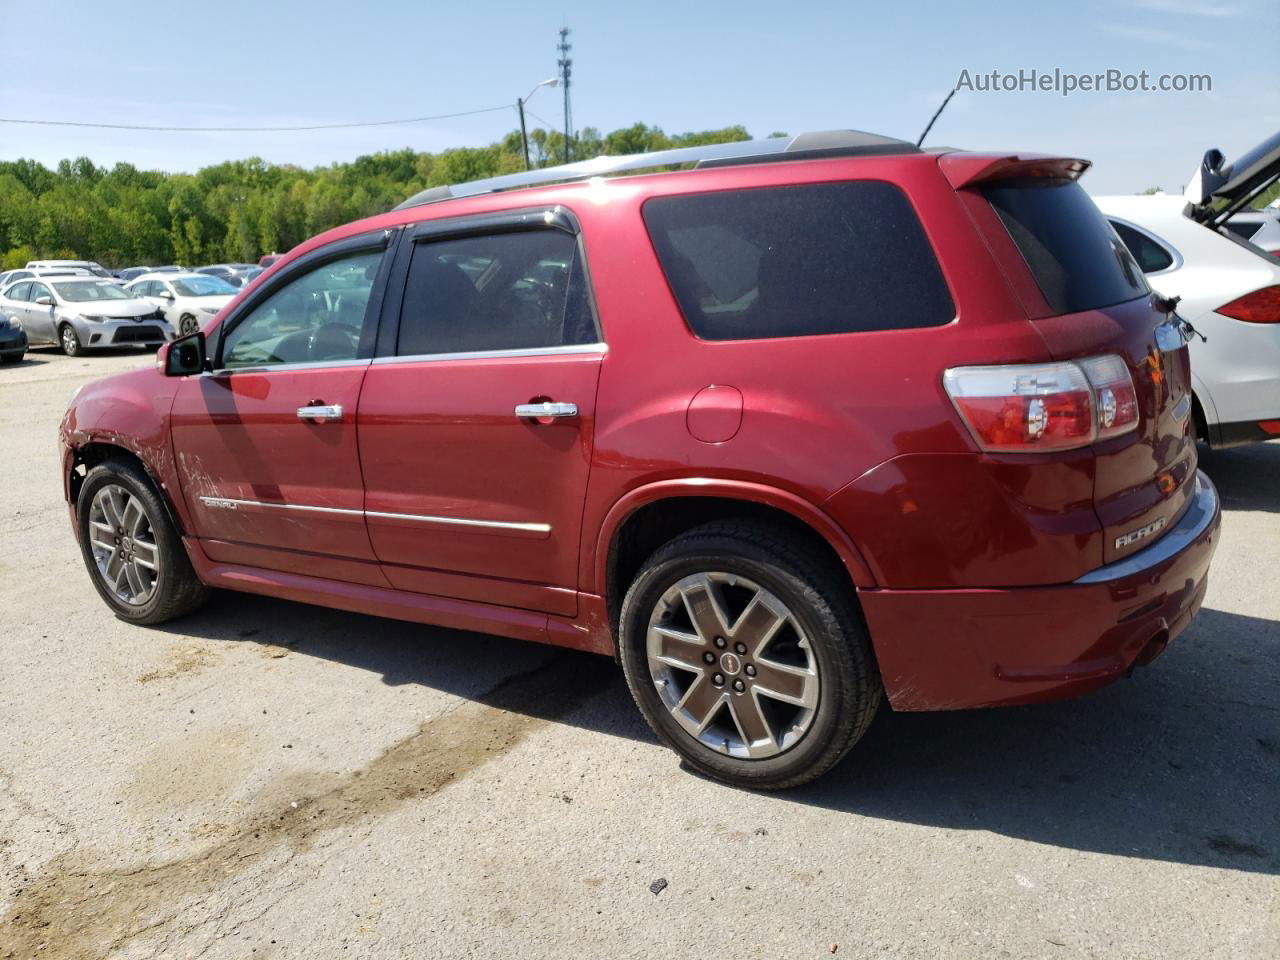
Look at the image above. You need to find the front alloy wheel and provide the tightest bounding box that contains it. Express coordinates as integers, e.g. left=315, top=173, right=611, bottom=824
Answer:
left=60, top=324, right=80, bottom=356
left=75, top=458, right=208, bottom=624
left=87, top=484, right=160, bottom=605
left=179, top=314, right=199, bottom=336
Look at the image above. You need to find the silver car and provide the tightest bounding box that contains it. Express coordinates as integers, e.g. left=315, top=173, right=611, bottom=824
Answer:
left=0, top=277, right=173, bottom=356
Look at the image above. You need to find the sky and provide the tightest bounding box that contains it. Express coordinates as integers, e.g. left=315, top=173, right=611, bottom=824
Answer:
left=2, top=0, right=1276, bottom=195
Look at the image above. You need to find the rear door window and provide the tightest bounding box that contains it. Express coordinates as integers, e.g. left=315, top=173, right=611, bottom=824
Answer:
left=642, top=182, right=954, bottom=341
left=395, top=229, right=598, bottom=356
left=1108, top=220, right=1175, bottom=274
left=981, top=179, right=1148, bottom=314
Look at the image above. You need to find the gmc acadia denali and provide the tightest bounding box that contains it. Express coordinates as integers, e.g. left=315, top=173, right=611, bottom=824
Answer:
left=61, top=131, right=1220, bottom=788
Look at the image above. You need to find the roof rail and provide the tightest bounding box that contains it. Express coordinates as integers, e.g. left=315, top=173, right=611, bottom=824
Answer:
left=393, top=129, right=920, bottom=211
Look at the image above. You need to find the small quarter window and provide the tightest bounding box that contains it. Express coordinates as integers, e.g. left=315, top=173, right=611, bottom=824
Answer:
left=1109, top=220, right=1175, bottom=274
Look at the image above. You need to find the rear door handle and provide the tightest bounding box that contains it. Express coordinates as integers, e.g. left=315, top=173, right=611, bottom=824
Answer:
left=297, top=404, right=343, bottom=422
left=514, top=401, right=578, bottom=421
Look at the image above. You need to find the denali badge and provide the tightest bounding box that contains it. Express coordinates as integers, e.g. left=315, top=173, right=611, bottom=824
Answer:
left=1116, top=516, right=1167, bottom=550
left=203, top=498, right=239, bottom=510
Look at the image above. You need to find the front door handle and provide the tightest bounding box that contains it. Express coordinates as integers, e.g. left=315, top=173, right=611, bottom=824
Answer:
left=297, top=403, right=343, bottom=423
left=515, top=401, right=578, bottom=421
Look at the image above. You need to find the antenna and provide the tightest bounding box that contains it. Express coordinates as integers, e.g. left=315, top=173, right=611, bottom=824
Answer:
left=557, top=27, right=573, bottom=163
left=916, top=87, right=957, bottom=148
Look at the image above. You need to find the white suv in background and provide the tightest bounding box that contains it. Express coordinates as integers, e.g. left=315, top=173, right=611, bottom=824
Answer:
left=1094, top=129, right=1280, bottom=447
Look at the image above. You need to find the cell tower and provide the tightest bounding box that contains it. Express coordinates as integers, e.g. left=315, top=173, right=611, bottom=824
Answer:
left=557, top=27, right=573, bottom=163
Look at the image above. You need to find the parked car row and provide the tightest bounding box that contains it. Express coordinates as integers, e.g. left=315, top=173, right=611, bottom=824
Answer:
left=56, top=125, right=1279, bottom=788
left=0, top=260, right=275, bottom=358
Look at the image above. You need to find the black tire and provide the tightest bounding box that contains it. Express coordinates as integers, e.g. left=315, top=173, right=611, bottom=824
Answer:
left=618, top=520, right=882, bottom=789
left=179, top=314, right=199, bottom=336
left=75, top=458, right=209, bottom=625
left=59, top=323, right=81, bottom=357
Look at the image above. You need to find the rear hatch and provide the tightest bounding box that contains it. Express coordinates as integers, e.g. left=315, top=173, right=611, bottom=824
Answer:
left=948, top=156, right=1198, bottom=567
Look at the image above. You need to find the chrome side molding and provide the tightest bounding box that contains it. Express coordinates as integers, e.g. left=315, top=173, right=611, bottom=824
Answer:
left=197, top=496, right=550, bottom=536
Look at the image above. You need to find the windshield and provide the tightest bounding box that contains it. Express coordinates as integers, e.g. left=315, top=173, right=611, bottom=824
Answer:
left=173, top=276, right=237, bottom=297
left=51, top=280, right=132, bottom=302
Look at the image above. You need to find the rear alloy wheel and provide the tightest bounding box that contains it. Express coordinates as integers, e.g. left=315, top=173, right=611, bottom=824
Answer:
left=76, top=459, right=208, bottom=624
left=647, top=572, right=819, bottom=759
left=619, top=521, right=881, bottom=789
left=179, top=314, right=199, bottom=336
left=60, top=323, right=81, bottom=356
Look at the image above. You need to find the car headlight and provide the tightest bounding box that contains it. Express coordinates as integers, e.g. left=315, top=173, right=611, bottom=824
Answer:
left=79, top=314, right=107, bottom=323
left=199, top=306, right=219, bottom=314
left=4, top=316, right=19, bottom=330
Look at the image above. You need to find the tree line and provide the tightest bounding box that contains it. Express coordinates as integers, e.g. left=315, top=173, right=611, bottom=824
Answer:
left=0, top=124, right=760, bottom=270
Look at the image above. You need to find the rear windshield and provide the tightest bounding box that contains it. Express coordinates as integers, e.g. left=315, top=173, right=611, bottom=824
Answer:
left=643, top=182, right=955, bottom=341
left=982, top=178, right=1148, bottom=314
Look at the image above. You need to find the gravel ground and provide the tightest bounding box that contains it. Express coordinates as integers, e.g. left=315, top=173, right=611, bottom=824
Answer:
left=1, top=348, right=1277, bottom=960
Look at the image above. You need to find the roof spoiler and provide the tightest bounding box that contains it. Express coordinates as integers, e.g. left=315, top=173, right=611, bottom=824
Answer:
left=1184, top=129, right=1280, bottom=226
left=938, top=153, right=1090, bottom=190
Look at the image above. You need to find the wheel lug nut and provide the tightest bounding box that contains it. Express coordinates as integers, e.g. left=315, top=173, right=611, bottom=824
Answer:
left=712, top=673, right=725, bottom=686
left=733, top=679, right=746, bottom=692
left=702, top=651, right=715, bottom=664
left=713, top=636, right=726, bottom=649
left=745, top=664, right=757, bottom=677
left=734, top=641, right=747, bottom=655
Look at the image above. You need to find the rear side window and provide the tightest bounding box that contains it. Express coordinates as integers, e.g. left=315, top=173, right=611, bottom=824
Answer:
left=643, top=182, right=955, bottom=341
left=396, top=229, right=597, bottom=356
left=982, top=179, right=1148, bottom=314
left=1109, top=220, right=1175, bottom=274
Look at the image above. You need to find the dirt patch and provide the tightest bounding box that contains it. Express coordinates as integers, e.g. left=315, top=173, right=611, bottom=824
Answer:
left=137, top=646, right=216, bottom=684
left=128, top=727, right=253, bottom=817
left=1, top=652, right=612, bottom=959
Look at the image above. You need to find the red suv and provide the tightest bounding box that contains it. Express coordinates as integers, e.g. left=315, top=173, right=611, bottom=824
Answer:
left=61, top=131, right=1220, bottom=788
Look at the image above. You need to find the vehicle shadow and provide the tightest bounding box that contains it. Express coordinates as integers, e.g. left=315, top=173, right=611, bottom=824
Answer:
left=163, top=592, right=1278, bottom=877
left=1199, top=439, right=1280, bottom=513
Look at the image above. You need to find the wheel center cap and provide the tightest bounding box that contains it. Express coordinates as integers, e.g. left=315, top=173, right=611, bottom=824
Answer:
left=719, top=652, right=742, bottom=676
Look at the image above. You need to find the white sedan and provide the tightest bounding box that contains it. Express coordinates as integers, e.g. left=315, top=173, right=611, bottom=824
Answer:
left=125, top=272, right=237, bottom=336
left=1094, top=129, right=1280, bottom=447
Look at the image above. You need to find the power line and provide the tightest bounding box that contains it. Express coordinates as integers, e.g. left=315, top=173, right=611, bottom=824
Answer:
left=0, top=104, right=513, bottom=134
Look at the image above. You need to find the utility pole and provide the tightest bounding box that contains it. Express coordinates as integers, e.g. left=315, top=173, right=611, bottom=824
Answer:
left=557, top=27, right=573, bottom=164
left=517, top=97, right=530, bottom=169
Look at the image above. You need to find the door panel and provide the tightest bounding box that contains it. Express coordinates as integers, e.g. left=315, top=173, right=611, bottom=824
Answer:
left=358, top=351, right=602, bottom=615
left=170, top=365, right=379, bottom=569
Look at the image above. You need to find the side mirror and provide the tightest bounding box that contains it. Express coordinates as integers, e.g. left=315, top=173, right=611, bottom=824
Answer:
left=34, top=295, right=53, bottom=306
left=163, top=331, right=206, bottom=376
left=160, top=291, right=175, bottom=301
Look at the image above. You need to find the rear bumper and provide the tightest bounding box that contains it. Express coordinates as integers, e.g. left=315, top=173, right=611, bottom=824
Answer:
left=860, top=471, right=1220, bottom=711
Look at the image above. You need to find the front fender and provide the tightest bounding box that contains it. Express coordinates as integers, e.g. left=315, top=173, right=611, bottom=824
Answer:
left=60, top=366, right=188, bottom=532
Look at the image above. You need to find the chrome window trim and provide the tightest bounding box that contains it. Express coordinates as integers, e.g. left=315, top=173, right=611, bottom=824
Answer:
left=1106, top=216, right=1184, bottom=277
left=197, top=495, right=550, bottom=534
left=372, top=342, right=608, bottom=365
left=1073, top=472, right=1217, bottom=584
left=204, top=358, right=372, bottom=376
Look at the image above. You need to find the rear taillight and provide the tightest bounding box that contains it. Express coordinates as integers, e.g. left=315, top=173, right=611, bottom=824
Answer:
left=943, top=357, right=1140, bottom=453
left=1217, top=285, right=1280, bottom=323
